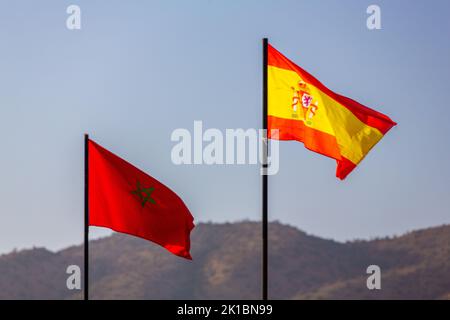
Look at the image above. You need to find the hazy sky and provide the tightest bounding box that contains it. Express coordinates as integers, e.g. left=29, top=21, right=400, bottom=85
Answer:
left=1, top=0, right=449, bottom=254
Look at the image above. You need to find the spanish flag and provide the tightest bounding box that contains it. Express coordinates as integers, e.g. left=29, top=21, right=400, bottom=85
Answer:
left=267, top=44, right=396, bottom=179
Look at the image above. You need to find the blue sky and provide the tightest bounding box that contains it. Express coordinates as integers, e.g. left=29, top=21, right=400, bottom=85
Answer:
left=0, top=0, right=449, bottom=254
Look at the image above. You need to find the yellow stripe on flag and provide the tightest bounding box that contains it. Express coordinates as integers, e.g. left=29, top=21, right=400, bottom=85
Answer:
left=268, top=65, right=384, bottom=166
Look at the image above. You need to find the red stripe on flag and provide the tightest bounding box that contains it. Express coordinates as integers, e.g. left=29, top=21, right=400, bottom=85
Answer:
left=268, top=116, right=358, bottom=179
left=268, top=115, right=342, bottom=161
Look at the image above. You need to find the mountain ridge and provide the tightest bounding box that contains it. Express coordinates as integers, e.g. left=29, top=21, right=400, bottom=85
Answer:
left=0, top=221, right=449, bottom=299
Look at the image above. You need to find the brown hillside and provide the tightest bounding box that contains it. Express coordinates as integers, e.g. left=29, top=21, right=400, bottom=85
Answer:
left=0, top=222, right=449, bottom=299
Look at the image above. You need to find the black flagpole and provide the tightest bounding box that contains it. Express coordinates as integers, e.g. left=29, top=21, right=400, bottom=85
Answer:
left=262, top=37, right=268, bottom=300
left=84, top=133, right=89, bottom=301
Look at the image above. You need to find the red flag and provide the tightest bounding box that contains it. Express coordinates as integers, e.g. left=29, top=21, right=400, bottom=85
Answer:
left=88, top=139, right=195, bottom=259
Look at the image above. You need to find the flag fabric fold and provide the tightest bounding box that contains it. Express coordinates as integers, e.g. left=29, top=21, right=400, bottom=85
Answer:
left=88, top=139, right=195, bottom=259
left=267, top=44, right=396, bottom=179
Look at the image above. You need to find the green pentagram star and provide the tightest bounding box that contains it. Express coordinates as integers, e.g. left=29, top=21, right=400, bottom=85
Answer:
left=131, top=180, right=156, bottom=208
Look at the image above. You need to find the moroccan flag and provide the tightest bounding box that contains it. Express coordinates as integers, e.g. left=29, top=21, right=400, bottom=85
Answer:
left=88, top=139, right=195, bottom=259
left=267, top=44, right=396, bottom=179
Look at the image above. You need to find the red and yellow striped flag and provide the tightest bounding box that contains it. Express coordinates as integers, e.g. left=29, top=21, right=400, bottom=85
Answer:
left=267, top=44, right=396, bottom=179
